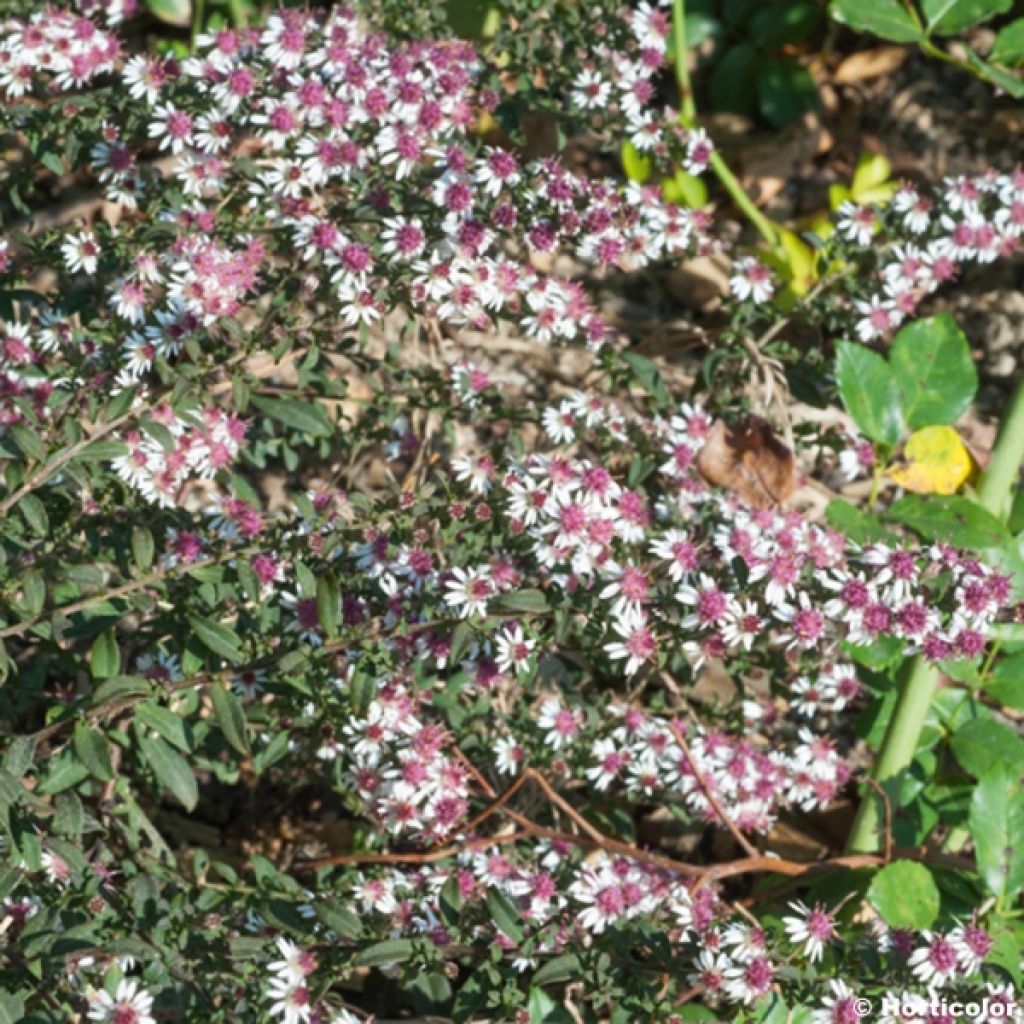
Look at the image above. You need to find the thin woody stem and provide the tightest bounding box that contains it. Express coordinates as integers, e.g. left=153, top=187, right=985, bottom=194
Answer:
left=666, top=717, right=757, bottom=858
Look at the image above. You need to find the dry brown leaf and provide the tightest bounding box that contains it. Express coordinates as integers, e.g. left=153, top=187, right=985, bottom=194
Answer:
left=697, top=416, right=797, bottom=508
left=835, top=47, right=908, bottom=84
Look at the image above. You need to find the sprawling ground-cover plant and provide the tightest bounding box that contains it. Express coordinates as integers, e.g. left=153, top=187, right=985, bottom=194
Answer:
left=0, top=1, right=1022, bottom=1022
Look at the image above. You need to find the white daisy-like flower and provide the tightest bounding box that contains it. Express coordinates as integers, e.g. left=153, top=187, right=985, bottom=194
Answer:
left=443, top=566, right=493, bottom=619
left=782, top=900, right=836, bottom=962
left=87, top=979, right=156, bottom=1024
left=62, top=231, right=100, bottom=275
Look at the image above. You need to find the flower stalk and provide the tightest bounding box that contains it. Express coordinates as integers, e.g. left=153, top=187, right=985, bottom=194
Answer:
left=671, top=0, right=778, bottom=246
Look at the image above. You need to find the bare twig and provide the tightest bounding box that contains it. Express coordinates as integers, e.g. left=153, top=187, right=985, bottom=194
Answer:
left=666, top=717, right=758, bottom=858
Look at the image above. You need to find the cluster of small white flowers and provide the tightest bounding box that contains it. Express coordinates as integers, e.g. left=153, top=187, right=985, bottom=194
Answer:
left=337, top=852, right=1008, bottom=1013
left=567, top=850, right=693, bottom=936
left=251, top=395, right=1012, bottom=846
left=806, top=924, right=1002, bottom=1024
left=541, top=390, right=630, bottom=444
left=567, top=0, right=713, bottom=169
left=730, top=170, right=1023, bottom=325
left=74, top=0, right=137, bottom=27
left=110, top=402, right=247, bottom=506
left=840, top=171, right=1024, bottom=342
left=264, top=936, right=318, bottom=1024
left=496, top=401, right=1011, bottom=684
left=577, top=707, right=848, bottom=831
left=0, top=8, right=120, bottom=98
left=788, top=663, right=861, bottom=717
left=348, top=840, right=705, bottom=956
left=8, top=6, right=715, bottom=370
left=315, top=678, right=470, bottom=841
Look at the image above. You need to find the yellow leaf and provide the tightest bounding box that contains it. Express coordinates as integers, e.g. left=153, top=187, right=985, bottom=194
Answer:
left=809, top=213, right=835, bottom=240
left=828, top=183, right=851, bottom=212
left=775, top=228, right=819, bottom=296
left=855, top=182, right=899, bottom=205
left=662, top=169, right=707, bottom=208
left=851, top=152, right=892, bottom=197
left=621, top=140, right=651, bottom=185
left=888, top=425, right=974, bottom=495
left=475, top=110, right=499, bottom=136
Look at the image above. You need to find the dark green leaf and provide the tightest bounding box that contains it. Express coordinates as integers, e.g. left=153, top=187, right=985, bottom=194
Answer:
left=528, top=987, right=574, bottom=1024
left=73, top=722, right=114, bottom=781
left=969, top=764, right=1024, bottom=904
left=494, top=589, right=549, bottom=614
left=986, top=653, right=1024, bottom=710
left=449, top=621, right=474, bottom=665
left=890, top=315, right=977, bottom=428
left=40, top=152, right=64, bottom=176
left=188, top=615, right=244, bottom=663
left=886, top=495, right=1010, bottom=550
left=532, top=953, right=581, bottom=986
left=211, top=683, right=249, bottom=755
left=825, top=499, right=894, bottom=544
left=18, top=494, right=48, bottom=538
left=135, top=701, right=191, bottom=752
left=921, top=0, right=1011, bottom=35
left=132, top=527, right=154, bottom=571
left=36, top=752, right=90, bottom=795
left=52, top=791, right=84, bottom=836
left=866, top=860, right=940, bottom=928
left=991, top=18, right=1024, bottom=66
left=90, top=629, right=121, bottom=680
left=21, top=571, right=45, bottom=616
left=621, top=351, right=669, bottom=408
left=3, top=737, right=34, bottom=778
left=140, top=419, right=176, bottom=453
left=90, top=675, right=153, bottom=706
left=709, top=43, right=762, bottom=117
left=138, top=733, right=198, bottom=811
left=316, top=574, right=339, bottom=639
left=78, top=440, right=130, bottom=461
left=835, top=341, right=904, bottom=445
left=750, top=1, right=821, bottom=46
left=829, top=0, right=925, bottom=41
left=352, top=938, right=416, bottom=968
left=250, top=395, right=334, bottom=437
left=9, top=424, right=46, bottom=462
left=757, top=56, right=818, bottom=128
left=485, top=887, right=524, bottom=942
left=963, top=49, right=1024, bottom=96
left=0, top=991, right=25, bottom=1024
left=314, top=901, right=362, bottom=940
left=411, top=971, right=452, bottom=1008
left=950, top=717, right=1024, bottom=777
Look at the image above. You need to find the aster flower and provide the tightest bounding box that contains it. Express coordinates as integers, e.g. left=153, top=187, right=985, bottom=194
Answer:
left=87, top=980, right=156, bottom=1024
left=444, top=566, right=494, bottom=619
left=908, top=931, right=962, bottom=986
left=783, top=900, right=837, bottom=962
left=62, top=231, right=100, bottom=275
left=811, top=980, right=867, bottom=1024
